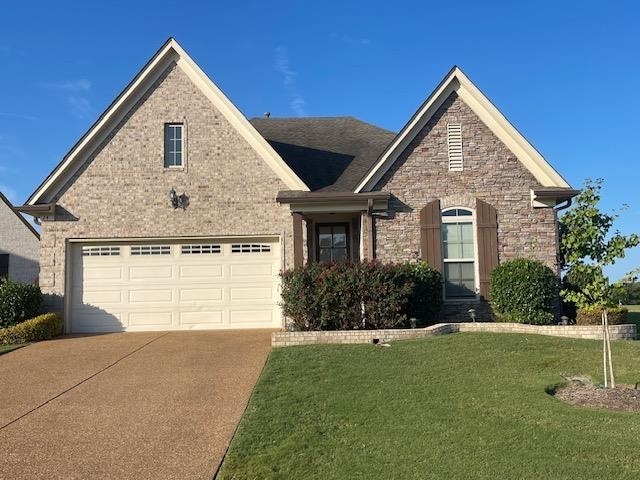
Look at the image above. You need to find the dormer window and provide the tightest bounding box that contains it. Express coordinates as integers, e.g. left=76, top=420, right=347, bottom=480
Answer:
left=164, top=123, right=184, bottom=168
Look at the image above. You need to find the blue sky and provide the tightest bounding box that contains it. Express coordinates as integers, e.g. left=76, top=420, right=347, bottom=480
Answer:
left=0, top=0, right=638, bottom=279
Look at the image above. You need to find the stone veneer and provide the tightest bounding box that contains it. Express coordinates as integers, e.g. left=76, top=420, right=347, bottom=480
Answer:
left=372, top=92, right=559, bottom=319
left=39, top=62, right=294, bottom=309
left=374, top=92, right=558, bottom=268
left=272, top=323, right=637, bottom=347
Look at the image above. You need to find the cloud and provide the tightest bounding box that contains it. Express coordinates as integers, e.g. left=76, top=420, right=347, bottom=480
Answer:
left=274, top=47, right=307, bottom=116
left=329, top=32, right=372, bottom=46
left=0, top=112, right=39, bottom=122
left=40, top=79, right=93, bottom=119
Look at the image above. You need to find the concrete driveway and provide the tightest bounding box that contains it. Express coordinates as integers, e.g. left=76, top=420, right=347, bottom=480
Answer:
left=0, top=330, right=272, bottom=479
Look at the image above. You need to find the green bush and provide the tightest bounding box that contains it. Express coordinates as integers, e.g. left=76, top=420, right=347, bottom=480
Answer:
left=490, top=259, right=558, bottom=325
left=0, top=313, right=63, bottom=345
left=575, top=306, right=628, bottom=325
left=280, top=261, right=443, bottom=331
left=402, top=261, right=443, bottom=326
left=0, top=279, right=43, bottom=328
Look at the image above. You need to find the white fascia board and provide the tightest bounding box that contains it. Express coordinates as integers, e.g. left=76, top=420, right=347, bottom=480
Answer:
left=29, top=39, right=308, bottom=206
left=355, top=67, right=571, bottom=192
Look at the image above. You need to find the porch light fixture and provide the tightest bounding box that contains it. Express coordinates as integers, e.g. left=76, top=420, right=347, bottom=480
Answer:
left=169, top=188, right=187, bottom=210
left=468, top=309, right=476, bottom=322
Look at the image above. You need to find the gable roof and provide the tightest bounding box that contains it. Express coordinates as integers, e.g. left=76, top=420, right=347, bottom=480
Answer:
left=354, top=66, right=572, bottom=193
left=0, top=192, right=40, bottom=240
left=250, top=117, right=395, bottom=191
left=26, top=38, right=308, bottom=205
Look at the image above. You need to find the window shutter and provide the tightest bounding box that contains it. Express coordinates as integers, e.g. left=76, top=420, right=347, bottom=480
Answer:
left=447, top=123, right=463, bottom=171
left=420, top=200, right=442, bottom=272
left=476, top=198, right=499, bottom=301
left=0, top=254, right=8, bottom=279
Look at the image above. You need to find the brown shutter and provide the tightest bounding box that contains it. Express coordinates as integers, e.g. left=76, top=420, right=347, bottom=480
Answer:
left=476, top=198, right=499, bottom=301
left=420, top=200, right=442, bottom=272
left=292, top=213, right=304, bottom=268
left=0, top=254, right=8, bottom=278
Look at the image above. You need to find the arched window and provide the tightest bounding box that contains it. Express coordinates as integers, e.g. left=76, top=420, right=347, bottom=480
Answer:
left=441, top=207, right=478, bottom=298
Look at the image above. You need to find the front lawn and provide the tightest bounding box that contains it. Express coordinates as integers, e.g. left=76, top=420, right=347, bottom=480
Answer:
left=0, top=344, right=25, bottom=355
left=626, top=304, right=640, bottom=329
left=217, top=333, right=640, bottom=480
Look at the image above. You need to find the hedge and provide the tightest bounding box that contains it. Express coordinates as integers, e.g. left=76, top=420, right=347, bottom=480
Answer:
left=490, top=258, right=558, bottom=325
left=0, top=279, right=43, bottom=328
left=280, top=261, right=443, bottom=331
left=575, top=306, right=628, bottom=325
left=0, top=313, right=63, bottom=345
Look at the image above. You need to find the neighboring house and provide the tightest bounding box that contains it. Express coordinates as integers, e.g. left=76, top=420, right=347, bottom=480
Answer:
left=19, top=38, right=577, bottom=333
left=0, top=192, right=40, bottom=283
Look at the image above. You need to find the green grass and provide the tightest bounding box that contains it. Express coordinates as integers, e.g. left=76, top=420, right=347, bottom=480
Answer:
left=0, top=344, right=25, bottom=355
left=217, top=333, right=640, bottom=480
left=625, top=305, right=640, bottom=329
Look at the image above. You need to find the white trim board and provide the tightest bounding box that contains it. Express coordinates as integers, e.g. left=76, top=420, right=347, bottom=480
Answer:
left=28, top=38, right=308, bottom=205
left=355, top=67, right=571, bottom=192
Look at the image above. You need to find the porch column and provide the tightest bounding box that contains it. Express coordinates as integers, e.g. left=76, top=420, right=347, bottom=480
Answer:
left=292, top=213, right=304, bottom=268
left=360, top=211, right=374, bottom=261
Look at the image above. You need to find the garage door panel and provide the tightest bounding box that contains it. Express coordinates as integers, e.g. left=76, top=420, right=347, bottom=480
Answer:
left=70, top=239, right=281, bottom=332
left=230, top=287, right=274, bottom=301
left=179, top=265, right=224, bottom=278
left=229, top=309, right=273, bottom=324
left=129, top=289, right=173, bottom=303
left=129, top=311, right=173, bottom=327
left=129, top=265, right=173, bottom=280
left=230, top=263, right=274, bottom=277
left=180, top=288, right=224, bottom=302
left=71, top=310, right=125, bottom=332
left=82, top=266, right=124, bottom=281
left=78, top=289, right=123, bottom=305
left=179, top=311, right=224, bottom=326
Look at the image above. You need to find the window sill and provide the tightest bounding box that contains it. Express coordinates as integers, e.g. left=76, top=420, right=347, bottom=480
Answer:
left=163, top=166, right=186, bottom=172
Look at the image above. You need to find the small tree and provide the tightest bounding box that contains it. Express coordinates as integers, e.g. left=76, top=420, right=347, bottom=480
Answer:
left=559, top=178, right=640, bottom=387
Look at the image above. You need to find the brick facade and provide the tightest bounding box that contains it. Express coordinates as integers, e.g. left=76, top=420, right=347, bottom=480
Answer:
left=39, top=63, right=294, bottom=309
left=373, top=92, right=559, bottom=320
left=0, top=198, right=39, bottom=283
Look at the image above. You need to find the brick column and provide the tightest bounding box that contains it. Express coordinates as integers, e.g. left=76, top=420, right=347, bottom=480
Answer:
left=360, top=212, right=374, bottom=260
left=292, top=213, right=304, bottom=268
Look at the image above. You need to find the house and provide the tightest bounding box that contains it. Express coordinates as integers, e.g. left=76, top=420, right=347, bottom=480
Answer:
left=0, top=192, right=39, bottom=283
left=19, top=38, right=577, bottom=333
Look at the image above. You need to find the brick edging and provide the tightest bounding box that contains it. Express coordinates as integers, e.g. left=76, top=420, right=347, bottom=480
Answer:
left=271, top=322, right=637, bottom=347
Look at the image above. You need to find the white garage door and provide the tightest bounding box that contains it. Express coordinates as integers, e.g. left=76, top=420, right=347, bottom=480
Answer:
left=69, top=238, right=282, bottom=333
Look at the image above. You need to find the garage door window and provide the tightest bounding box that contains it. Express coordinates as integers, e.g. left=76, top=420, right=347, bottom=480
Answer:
left=131, top=245, right=171, bottom=256
left=82, top=246, right=121, bottom=257
left=181, top=244, right=222, bottom=254
left=231, top=244, right=271, bottom=253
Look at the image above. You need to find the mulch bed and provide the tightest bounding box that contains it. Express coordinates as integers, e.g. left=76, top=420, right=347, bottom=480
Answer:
left=554, top=382, right=640, bottom=412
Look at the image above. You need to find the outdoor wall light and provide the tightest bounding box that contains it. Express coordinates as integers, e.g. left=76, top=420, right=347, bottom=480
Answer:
left=169, top=188, right=187, bottom=210
left=468, top=308, right=476, bottom=322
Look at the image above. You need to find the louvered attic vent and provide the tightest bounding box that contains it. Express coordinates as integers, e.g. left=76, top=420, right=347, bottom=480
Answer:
left=447, top=123, right=463, bottom=171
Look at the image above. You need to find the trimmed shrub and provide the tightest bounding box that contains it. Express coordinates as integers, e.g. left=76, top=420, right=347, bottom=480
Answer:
left=402, top=261, right=443, bottom=326
left=280, top=261, right=442, bottom=331
left=0, top=279, right=43, bottom=328
left=575, top=306, right=628, bottom=325
left=490, top=258, right=558, bottom=325
left=0, top=313, right=63, bottom=345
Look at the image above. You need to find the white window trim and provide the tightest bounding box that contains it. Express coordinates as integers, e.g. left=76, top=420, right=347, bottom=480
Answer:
left=164, top=122, right=187, bottom=169
left=441, top=207, right=480, bottom=301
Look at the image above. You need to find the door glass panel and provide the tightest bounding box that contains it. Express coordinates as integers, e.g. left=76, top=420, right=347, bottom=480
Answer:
left=333, top=232, right=347, bottom=248
left=333, top=248, right=347, bottom=262
left=319, top=234, right=333, bottom=248
left=319, top=248, right=333, bottom=263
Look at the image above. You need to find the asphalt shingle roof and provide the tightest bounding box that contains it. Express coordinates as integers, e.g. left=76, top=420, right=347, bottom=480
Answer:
left=250, top=117, right=396, bottom=191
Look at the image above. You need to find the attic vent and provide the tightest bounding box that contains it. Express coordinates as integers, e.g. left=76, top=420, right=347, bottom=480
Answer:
left=447, top=123, right=463, bottom=171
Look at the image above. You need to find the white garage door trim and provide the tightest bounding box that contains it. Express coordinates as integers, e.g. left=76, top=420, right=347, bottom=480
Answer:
left=67, top=237, right=283, bottom=333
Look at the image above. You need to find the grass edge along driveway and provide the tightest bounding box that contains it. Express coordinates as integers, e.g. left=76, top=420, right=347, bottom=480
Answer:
left=217, top=332, right=640, bottom=480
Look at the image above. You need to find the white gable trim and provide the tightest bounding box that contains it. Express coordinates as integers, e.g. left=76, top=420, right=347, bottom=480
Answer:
left=354, top=67, right=571, bottom=192
left=28, top=38, right=308, bottom=205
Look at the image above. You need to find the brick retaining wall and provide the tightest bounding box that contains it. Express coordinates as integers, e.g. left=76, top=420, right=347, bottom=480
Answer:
left=271, top=322, right=637, bottom=347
